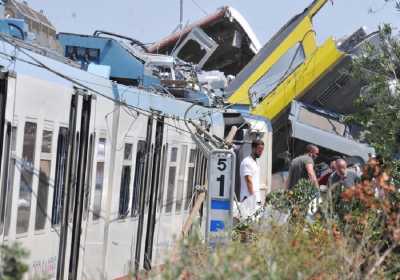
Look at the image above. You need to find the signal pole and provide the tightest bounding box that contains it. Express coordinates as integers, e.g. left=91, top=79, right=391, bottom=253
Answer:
left=179, top=0, right=183, bottom=30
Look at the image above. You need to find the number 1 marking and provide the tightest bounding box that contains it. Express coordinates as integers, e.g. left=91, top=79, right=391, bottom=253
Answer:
left=217, top=175, right=225, bottom=196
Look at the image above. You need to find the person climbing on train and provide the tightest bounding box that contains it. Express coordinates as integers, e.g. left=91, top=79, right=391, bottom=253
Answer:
left=239, top=139, right=264, bottom=211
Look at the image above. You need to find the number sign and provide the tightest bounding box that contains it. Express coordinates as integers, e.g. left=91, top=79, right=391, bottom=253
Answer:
left=206, top=150, right=235, bottom=244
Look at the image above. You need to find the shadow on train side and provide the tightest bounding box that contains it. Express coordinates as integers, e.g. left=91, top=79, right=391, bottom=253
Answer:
left=225, top=0, right=379, bottom=172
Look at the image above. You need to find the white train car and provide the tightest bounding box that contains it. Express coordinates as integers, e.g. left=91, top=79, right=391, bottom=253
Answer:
left=0, top=36, right=273, bottom=280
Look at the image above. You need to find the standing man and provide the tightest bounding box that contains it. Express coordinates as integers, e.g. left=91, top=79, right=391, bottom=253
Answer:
left=328, top=158, right=359, bottom=189
left=328, top=158, right=360, bottom=218
left=240, top=140, right=264, bottom=207
left=287, top=144, right=319, bottom=189
left=318, top=156, right=341, bottom=186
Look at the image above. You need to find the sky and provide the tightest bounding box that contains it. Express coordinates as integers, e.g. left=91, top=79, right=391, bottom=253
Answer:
left=25, top=0, right=400, bottom=46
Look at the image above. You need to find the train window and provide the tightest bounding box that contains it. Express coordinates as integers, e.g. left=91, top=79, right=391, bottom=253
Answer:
left=157, top=144, right=168, bottom=212
left=185, top=149, right=197, bottom=210
left=298, top=107, right=346, bottom=136
left=41, top=130, right=53, bottom=153
left=124, top=143, right=133, bottom=161
left=249, top=43, right=305, bottom=106
left=35, top=160, right=51, bottom=230
left=189, top=149, right=196, bottom=164
left=201, top=158, right=208, bottom=185
left=175, top=145, right=188, bottom=212
left=176, top=39, right=207, bottom=65
left=51, top=127, right=68, bottom=226
left=93, top=137, right=106, bottom=221
left=185, top=167, right=195, bottom=210
left=8, top=23, right=24, bottom=40
left=69, top=133, right=80, bottom=222
left=165, top=166, right=176, bottom=213
left=97, top=138, right=106, bottom=159
left=118, top=166, right=131, bottom=218
left=5, top=126, right=17, bottom=236
left=65, top=46, right=100, bottom=64
left=34, top=130, right=53, bottom=231
left=170, top=147, right=178, bottom=162
left=16, top=122, right=37, bottom=234
left=131, top=140, right=146, bottom=217
left=145, top=145, right=154, bottom=209
left=194, top=150, right=201, bottom=188
left=93, top=162, right=104, bottom=220
left=0, top=125, right=11, bottom=235
left=83, top=134, right=95, bottom=221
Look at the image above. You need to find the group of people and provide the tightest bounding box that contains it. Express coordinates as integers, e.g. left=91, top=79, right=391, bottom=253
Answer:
left=286, top=144, right=360, bottom=190
left=239, top=141, right=361, bottom=213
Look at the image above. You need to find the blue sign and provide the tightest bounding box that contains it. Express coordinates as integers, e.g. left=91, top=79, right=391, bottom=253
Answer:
left=210, top=220, right=225, bottom=232
left=211, top=199, right=230, bottom=210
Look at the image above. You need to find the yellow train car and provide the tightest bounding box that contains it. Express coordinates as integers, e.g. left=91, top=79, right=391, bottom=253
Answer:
left=226, top=0, right=376, bottom=122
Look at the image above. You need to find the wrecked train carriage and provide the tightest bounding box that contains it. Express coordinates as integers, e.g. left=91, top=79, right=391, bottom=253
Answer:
left=148, top=6, right=261, bottom=76
left=225, top=0, right=378, bottom=169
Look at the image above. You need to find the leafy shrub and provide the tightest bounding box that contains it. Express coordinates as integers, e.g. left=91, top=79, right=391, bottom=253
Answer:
left=156, top=161, right=400, bottom=279
left=0, top=243, right=29, bottom=280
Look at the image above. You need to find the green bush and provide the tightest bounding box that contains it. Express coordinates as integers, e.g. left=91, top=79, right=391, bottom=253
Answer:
left=0, top=243, right=29, bottom=280
left=156, top=164, right=400, bottom=279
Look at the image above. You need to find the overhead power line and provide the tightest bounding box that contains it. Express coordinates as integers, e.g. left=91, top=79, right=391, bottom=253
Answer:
left=190, top=0, right=208, bottom=16
left=0, top=33, right=215, bottom=135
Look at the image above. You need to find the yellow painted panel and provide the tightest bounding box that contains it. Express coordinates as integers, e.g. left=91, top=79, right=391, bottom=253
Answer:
left=251, top=38, right=344, bottom=120
left=228, top=18, right=317, bottom=105
left=308, top=0, right=328, bottom=18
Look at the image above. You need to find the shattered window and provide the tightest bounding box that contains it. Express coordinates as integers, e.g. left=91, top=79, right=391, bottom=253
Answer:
left=249, top=43, right=305, bottom=106
left=176, top=39, right=206, bottom=65
left=298, top=108, right=346, bottom=136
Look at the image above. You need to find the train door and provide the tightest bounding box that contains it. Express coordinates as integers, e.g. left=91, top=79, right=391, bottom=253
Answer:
left=56, top=89, right=95, bottom=280
left=143, top=117, right=164, bottom=270
left=0, top=72, right=14, bottom=241
left=134, top=116, right=154, bottom=273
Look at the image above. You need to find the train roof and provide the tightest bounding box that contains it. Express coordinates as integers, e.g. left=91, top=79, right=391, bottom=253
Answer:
left=148, top=6, right=261, bottom=76
left=0, top=34, right=216, bottom=120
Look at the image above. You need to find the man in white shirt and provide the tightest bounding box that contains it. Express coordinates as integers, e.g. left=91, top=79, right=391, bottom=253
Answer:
left=240, top=139, right=264, bottom=206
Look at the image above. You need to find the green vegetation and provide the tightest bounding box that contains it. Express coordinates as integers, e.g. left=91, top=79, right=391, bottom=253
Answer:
left=155, top=25, right=400, bottom=280
left=0, top=243, right=29, bottom=280
left=159, top=168, right=400, bottom=279
left=349, top=24, right=400, bottom=160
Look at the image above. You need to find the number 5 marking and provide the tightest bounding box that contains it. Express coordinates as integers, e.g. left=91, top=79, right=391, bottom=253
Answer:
left=217, top=158, right=227, bottom=171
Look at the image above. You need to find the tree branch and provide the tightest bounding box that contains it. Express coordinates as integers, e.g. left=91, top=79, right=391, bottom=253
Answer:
left=366, top=244, right=396, bottom=278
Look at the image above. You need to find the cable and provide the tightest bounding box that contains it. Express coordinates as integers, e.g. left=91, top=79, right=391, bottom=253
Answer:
left=190, top=0, right=208, bottom=16
left=0, top=35, right=151, bottom=115
left=0, top=35, right=219, bottom=140
left=0, top=35, right=205, bottom=138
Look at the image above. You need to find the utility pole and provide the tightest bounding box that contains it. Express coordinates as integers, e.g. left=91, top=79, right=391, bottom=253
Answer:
left=179, top=0, right=184, bottom=30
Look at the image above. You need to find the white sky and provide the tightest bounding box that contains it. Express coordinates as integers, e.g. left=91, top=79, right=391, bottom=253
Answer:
left=26, top=0, right=400, bottom=45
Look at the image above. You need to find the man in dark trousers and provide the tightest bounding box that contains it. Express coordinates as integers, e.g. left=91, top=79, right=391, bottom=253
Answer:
left=287, top=144, right=319, bottom=189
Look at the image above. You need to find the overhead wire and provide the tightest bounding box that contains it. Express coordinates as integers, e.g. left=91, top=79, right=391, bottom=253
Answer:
left=0, top=34, right=210, bottom=137
left=0, top=33, right=219, bottom=241
left=190, top=0, right=208, bottom=16
left=0, top=34, right=240, bottom=266
left=0, top=34, right=232, bottom=142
